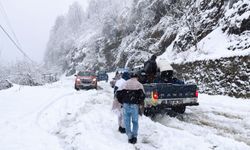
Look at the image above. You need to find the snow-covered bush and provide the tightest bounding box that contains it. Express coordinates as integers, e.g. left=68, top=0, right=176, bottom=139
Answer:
left=0, top=60, right=59, bottom=89
left=0, top=63, right=12, bottom=90
left=0, top=79, right=12, bottom=90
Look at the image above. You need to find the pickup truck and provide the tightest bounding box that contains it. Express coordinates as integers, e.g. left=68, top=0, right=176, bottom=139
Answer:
left=131, top=65, right=199, bottom=116
left=143, top=83, right=199, bottom=116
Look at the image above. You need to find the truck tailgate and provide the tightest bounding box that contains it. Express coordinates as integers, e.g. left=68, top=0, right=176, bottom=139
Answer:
left=143, top=83, right=198, bottom=106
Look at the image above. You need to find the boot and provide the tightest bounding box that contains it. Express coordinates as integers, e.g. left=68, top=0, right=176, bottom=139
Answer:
left=128, top=138, right=134, bottom=144
left=118, top=126, right=126, bottom=134
left=132, top=137, right=137, bottom=144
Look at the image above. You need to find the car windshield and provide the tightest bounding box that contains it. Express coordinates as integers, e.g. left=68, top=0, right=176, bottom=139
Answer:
left=116, top=68, right=129, bottom=73
left=78, top=71, right=96, bottom=76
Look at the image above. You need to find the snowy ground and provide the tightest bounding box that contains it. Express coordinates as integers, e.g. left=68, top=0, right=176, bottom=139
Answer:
left=0, top=75, right=250, bottom=150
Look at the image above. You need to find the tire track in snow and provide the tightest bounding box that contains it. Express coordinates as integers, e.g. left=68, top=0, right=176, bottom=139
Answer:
left=52, top=86, right=114, bottom=150
left=156, top=106, right=250, bottom=147
left=35, top=92, right=75, bottom=128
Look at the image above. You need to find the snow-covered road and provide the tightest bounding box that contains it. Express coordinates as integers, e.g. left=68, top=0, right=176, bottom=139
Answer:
left=0, top=76, right=249, bottom=150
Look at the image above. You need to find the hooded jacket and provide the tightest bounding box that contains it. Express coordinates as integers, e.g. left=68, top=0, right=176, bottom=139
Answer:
left=114, top=72, right=130, bottom=93
left=144, top=55, right=157, bottom=75
left=116, top=78, right=145, bottom=104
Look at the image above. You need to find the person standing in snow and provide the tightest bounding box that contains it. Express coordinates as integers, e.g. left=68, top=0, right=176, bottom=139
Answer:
left=110, top=71, right=121, bottom=88
left=116, top=71, right=145, bottom=144
left=144, top=54, right=158, bottom=83
left=112, top=72, right=130, bottom=133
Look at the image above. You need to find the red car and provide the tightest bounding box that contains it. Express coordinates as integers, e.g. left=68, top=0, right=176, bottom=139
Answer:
left=74, top=71, right=97, bottom=90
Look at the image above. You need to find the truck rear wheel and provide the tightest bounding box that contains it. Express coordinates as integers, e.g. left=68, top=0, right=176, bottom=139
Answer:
left=144, top=108, right=154, bottom=117
left=172, top=106, right=186, bottom=114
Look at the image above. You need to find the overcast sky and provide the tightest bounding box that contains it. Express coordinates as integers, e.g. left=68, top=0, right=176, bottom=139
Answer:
left=0, top=0, right=89, bottom=64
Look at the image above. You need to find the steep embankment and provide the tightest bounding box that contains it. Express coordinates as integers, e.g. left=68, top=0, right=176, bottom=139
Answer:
left=173, top=55, right=250, bottom=98
left=170, top=0, right=250, bottom=98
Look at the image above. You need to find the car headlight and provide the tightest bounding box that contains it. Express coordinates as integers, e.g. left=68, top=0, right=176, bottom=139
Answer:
left=93, top=78, right=97, bottom=82
left=76, top=78, right=81, bottom=82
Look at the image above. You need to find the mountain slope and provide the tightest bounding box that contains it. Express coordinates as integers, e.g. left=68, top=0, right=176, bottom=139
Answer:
left=45, top=0, right=250, bottom=69
left=44, top=0, right=250, bottom=97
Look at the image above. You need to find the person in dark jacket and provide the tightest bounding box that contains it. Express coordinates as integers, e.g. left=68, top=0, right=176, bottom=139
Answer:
left=144, top=54, right=157, bottom=83
left=116, top=71, right=145, bottom=144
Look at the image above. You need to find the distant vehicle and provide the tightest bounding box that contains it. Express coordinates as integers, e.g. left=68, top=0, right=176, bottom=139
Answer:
left=97, top=71, right=109, bottom=82
left=74, top=71, right=97, bottom=90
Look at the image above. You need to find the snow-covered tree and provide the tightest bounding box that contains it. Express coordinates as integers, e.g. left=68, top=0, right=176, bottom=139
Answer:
left=67, top=2, right=85, bottom=35
left=44, top=2, right=86, bottom=73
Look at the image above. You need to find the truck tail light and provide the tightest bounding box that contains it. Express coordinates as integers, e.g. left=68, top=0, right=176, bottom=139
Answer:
left=153, top=91, right=159, bottom=99
left=151, top=91, right=159, bottom=105
left=195, top=90, right=198, bottom=97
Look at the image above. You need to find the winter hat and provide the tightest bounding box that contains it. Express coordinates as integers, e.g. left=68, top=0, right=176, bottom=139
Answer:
left=122, top=72, right=130, bottom=80
left=150, top=54, right=157, bottom=61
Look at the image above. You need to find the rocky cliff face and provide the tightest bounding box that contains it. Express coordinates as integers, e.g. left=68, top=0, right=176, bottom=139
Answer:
left=173, top=55, right=250, bottom=98
left=170, top=0, right=250, bottom=98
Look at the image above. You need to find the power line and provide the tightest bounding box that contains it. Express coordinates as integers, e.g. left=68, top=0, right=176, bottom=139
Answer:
left=0, top=1, right=41, bottom=76
left=0, top=0, right=21, bottom=47
left=0, top=24, right=34, bottom=63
